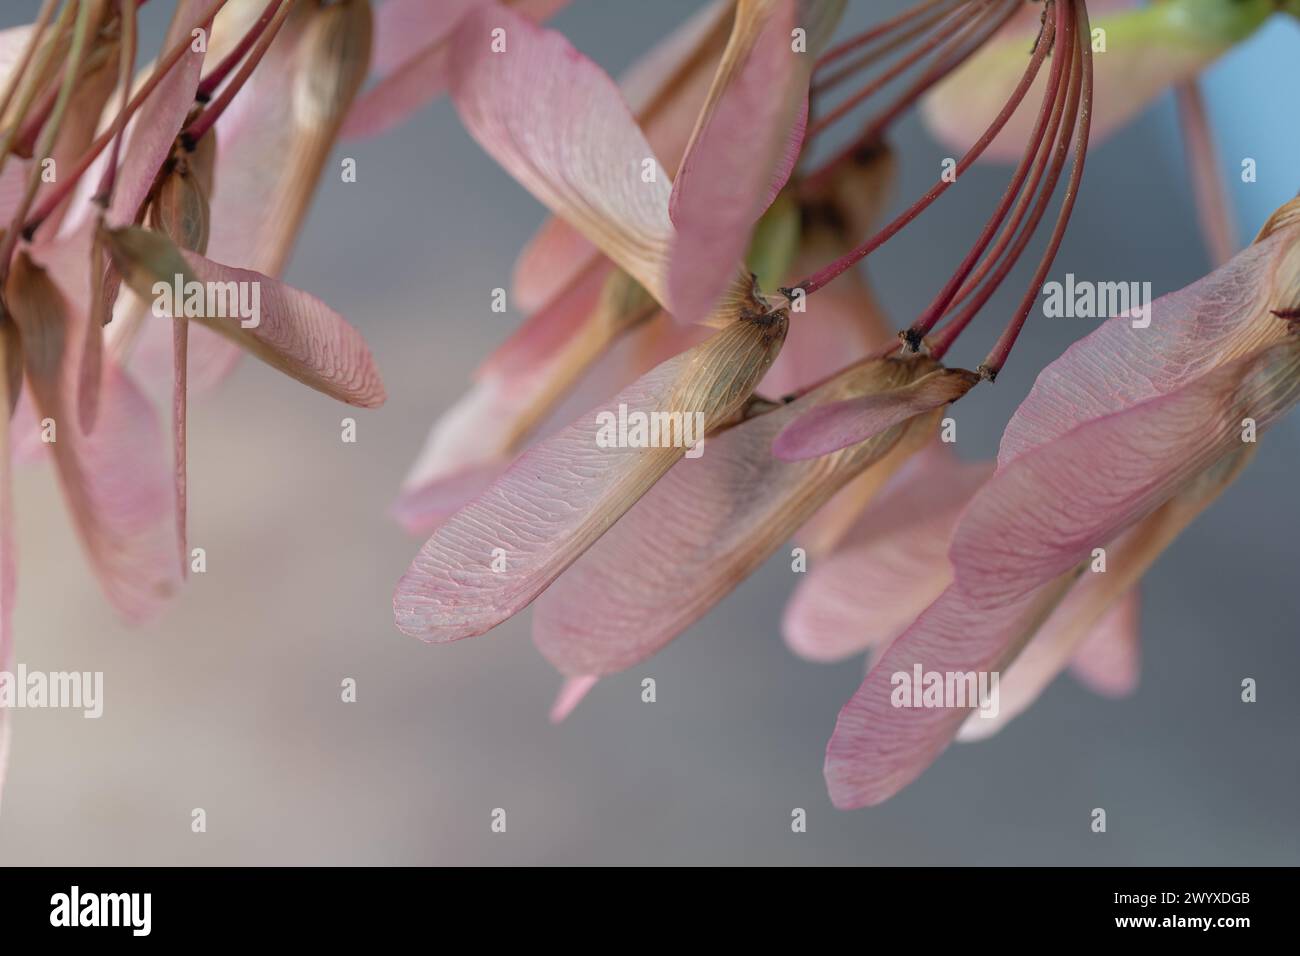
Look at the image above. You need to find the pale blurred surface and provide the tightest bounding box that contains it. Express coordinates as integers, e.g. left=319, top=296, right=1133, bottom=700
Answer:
left=0, top=1, right=1297, bottom=865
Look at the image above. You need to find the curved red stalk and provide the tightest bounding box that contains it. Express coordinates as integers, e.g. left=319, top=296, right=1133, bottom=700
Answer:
left=804, top=0, right=1020, bottom=190
left=11, top=75, right=62, bottom=157
left=807, top=1, right=976, bottom=138
left=853, top=0, right=1023, bottom=152
left=927, top=2, right=1078, bottom=359
left=926, top=47, right=1075, bottom=357
left=978, top=0, right=1093, bottom=380
left=815, top=0, right=963, bottom=73
left=783, top=0, right=1045, bottom=300
left=93, top=0, right=140, bottom=208
left=181, top=0, right=292, bottom=147
left=812, top=0, right=962, bottom=97
left=194, top=0, right=285, bottom=103
left=941, top=70, right=1070, bottom=318
left=904, top=3, right=1062, bottom=348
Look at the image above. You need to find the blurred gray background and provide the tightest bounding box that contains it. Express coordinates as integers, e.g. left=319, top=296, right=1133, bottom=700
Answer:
left=0, top=0, right=1296, bottom=865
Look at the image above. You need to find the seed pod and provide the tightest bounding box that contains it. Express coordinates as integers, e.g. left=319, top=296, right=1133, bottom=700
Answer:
left=100, top=223, right=196, bottom=304
left=255, top=0, right=372, bottom=277
left=293, top=0, right=373, bottom=131
left=149, top=155, right=212, bottom=256
left=6, top=252, right=68, bottom=383
left=0, top=311, right=21, bottom=417
left=671, top=307, right=789, bottom=430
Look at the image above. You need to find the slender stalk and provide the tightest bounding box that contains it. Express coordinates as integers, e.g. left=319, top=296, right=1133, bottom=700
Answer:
left=181, top=0, right=291, bottom=147
left=0, top=0, right=59, bottom=126
left=1, top=0, right=95, bottom=269
left=908, top=0, right=1062, bottom=347
left=1175, top=79, right=1236, bottom=267
left=0, top=0, right=72, bottom=180
left=815, top=0, right=961, bottom=71
left=782, top=0, right=1049, bottom=300
left=943, top=78, right=1069, bottom=317
left=812, top=0, right=963, bottom=96
left=802, top=0, right=1018, bottom=194
left=194, top=0, right=284, bottom=103
left=21, top=0, right=230, bottom=238
left=979, top=0, right=1093, bottom=380
left=11, top=72, right=62, bottom=157
left=927, top=29, right=1074, bottom=354
left=940, top=6, right=1071, bottom=314
left=806, top=0, right=986, bottom=141
left=93, top=0, right=138, bottom=207
left=853, top=0, right=1021, bottom=148
left=928, top=2, right=1078, bottom=358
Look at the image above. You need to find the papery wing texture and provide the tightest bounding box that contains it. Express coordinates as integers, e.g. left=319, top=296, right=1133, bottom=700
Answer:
left=783, top=449, right=989, bottom=663
left=667, top=0, right=817, bottom=325
left=342, top=0, right=570, bottom=140
left=1000, top=233, right=1295, bottom=463
left=448, top=5, right=676, bottom=311
left=1069, top=589, right=1140, bottom=698
left=511, top=0, right=732, bottom=314
left=395, top=315, right=787, bottom=642
left=395, top=359, right=688, bottom=643
left=772, top=367, right=978, bottom=461
left=960, top=588, right=1141, bottom=742
left=825, top=574, right=1074, bottom=809
left=953, top=341, right=1300, bottom=608
left=395, top=263, right=613, bottom=529
left=105, top=227, right=385, bottom=408
left=180, top=253, right=387, bottom=408
left=533, top=360, right=937, bottom=676
left=955, top=233, right=1300, bottom=606
left=10, top=254, right=178, bottom=622
left=958, top=444, right=1251, bottom=741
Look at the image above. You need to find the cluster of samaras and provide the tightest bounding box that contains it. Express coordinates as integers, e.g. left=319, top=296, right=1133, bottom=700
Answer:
left=0, top=0, right=1296, bottom=809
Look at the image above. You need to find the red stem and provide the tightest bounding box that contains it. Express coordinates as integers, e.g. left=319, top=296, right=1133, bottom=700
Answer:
left=909, top=0, right=1063, bottom=348
left=812, top=0, right=964, bottom=96
left=815, top=0, right=962, bottom=71
left=181, top=0, right=292, bottom=147
left=22, top=0, right=230, bottom=239
left=853, top=0, right=1022, bottom=150
left=978, top=0, right=1093, bottom=379
left=194, top=0, right=283, bottom=102
left=783, top=0, right=1044, bottom=300
left=806, top=0, right=983, bottom=141
left=927, top=2, right=1077, bottom=358
left=802, top=0, right=1019, bottom=194
left=11, top=79, right=60, bottom=157
left=93, top=0, right=140, bottom=207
